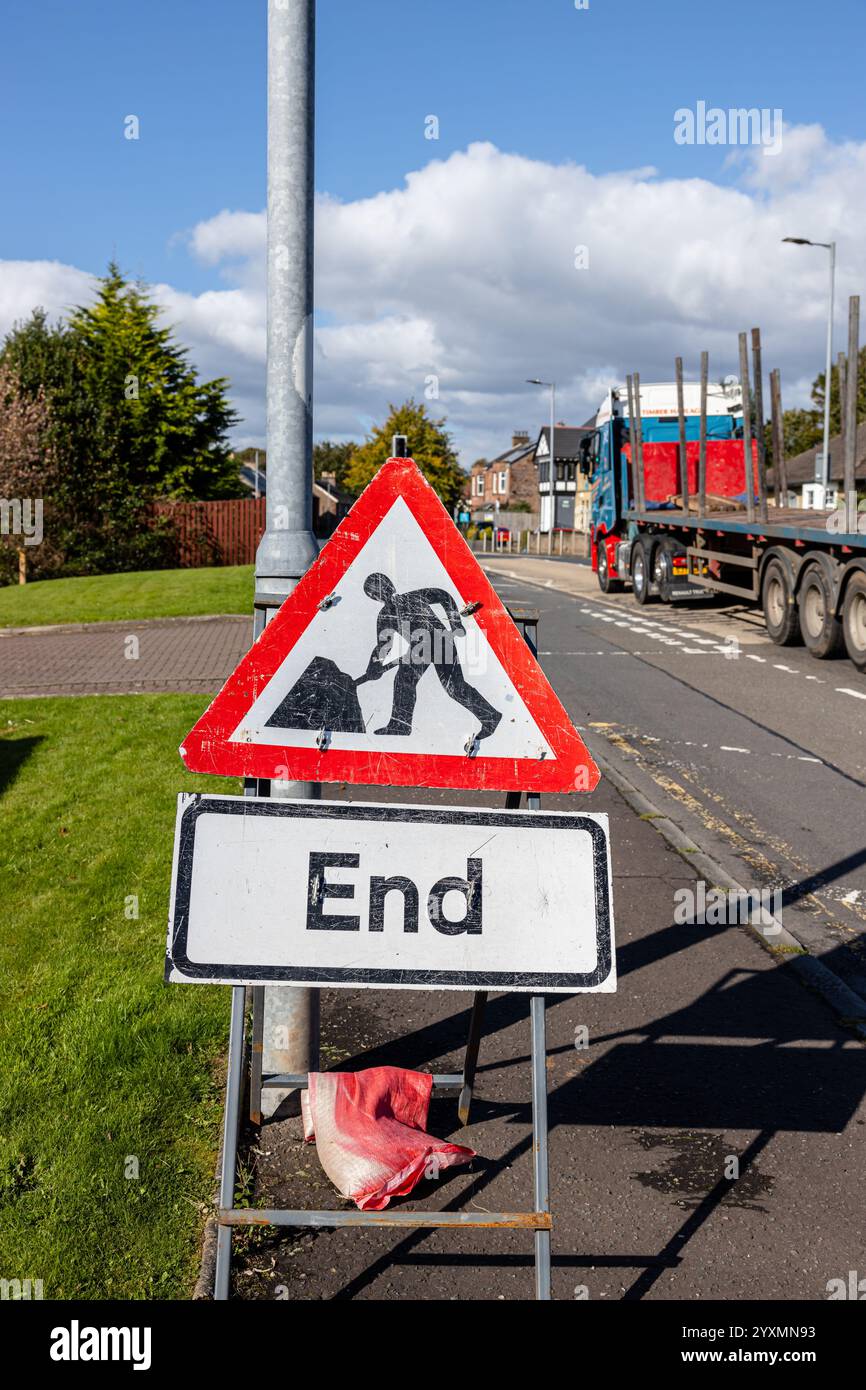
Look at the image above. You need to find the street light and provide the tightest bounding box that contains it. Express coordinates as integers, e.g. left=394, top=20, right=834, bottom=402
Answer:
left=528, top=378, right=556, bottom=553
left=782, top=236, right=836, bottom=498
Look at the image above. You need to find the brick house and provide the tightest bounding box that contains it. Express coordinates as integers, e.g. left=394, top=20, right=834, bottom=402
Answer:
left=469, top=432, right=538, bottom=515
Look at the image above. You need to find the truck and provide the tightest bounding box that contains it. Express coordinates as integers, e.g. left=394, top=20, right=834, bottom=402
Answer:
left=583, top=380, right=866, bottom=671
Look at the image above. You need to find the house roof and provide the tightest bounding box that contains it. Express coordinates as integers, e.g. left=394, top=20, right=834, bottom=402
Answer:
left=472, top=439, right=537, bottom=472
left=534, top=425, right=594, bottom=460
left=489, top=440, right=537, bottom=467
left=776, top=421, right=866, bottom=486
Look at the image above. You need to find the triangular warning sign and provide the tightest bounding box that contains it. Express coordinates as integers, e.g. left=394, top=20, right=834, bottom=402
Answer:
left=180, top=458, right=599, bottom=794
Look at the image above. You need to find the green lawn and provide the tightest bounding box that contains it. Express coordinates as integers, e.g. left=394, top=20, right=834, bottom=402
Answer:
left=0, top=565, right=254, bottom=628
left=0, top=694, right=240, bottom=1299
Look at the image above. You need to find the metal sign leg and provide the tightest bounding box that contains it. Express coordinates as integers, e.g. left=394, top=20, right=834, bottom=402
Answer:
left=214, top=985, right=246, bottom=1301
left=458, top=991, right=488, bottom=1126
left=530, top=993, right=552, bottom=1300
left=458, top=787, right=522, bottom=1125
left=249, top=986, right=264, bottom=1126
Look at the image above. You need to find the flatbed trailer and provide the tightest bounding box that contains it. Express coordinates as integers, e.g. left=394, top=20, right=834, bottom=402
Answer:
left=585, top=372, right=866, bottom=670
left=608, top=502, right=866, bottom=670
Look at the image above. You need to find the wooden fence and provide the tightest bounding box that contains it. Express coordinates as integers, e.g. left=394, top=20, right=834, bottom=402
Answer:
left=152, top=498, right=266, bottom=567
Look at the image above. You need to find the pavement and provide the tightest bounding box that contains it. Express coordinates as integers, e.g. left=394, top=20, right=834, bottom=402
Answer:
left=0, top=614, right=250, bottom=697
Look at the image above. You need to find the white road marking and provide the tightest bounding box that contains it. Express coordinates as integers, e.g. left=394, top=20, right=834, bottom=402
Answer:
left=720, top=746, right=751, bottom=754
left=746, top=654, right=767, bottom=663
left=836, top=687, right=866, bottom=700
left=773, top=664, right=798, bottom=673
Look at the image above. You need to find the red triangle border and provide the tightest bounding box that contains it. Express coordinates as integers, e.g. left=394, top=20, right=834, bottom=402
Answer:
left=180, top=458, right=599, bottom=794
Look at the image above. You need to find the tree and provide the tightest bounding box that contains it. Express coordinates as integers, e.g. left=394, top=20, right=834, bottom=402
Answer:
left=344, top=400, right=466, bottom=509
left=0, top=363, right=61, bottom=582
left=67, top=263, right=242, bottom=501
left=812, top=346, right=866, bottom=437
left=0, top=263, right=246, bottom=578
left=314, top=439, right=356, bottom=488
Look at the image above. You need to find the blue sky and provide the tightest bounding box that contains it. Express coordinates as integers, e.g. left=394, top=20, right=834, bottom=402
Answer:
left=2, top=1, right=865, bottom=459
left=3, top=0, right=862, bottom=292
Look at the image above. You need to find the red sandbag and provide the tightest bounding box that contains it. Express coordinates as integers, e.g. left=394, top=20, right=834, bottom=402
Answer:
left=302, top=1066, right=475, bottom=1211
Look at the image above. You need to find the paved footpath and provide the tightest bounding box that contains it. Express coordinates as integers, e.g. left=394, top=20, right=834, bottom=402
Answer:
left=0, top=615, right=250, bottom=698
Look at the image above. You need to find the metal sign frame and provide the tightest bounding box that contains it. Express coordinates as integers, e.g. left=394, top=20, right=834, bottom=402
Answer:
left=190, top=608, right=605, bottom=1301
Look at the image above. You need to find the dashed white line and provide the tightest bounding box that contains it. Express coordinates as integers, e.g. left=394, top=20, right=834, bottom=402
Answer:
left=720, top=745, right=751, bottom=754
left=836, top=687, right=866, bottom=701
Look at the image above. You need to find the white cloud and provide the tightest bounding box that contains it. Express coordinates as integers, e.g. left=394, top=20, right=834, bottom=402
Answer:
left=1, top=127, right=864, bottom=464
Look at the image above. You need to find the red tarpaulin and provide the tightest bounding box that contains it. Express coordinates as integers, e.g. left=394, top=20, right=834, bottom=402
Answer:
left=302, top=1066, right=476, bottom=1211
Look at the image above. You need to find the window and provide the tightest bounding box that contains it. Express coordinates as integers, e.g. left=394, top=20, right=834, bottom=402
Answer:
left=498, top=470, right=508, bottom=494
left=474, top=474, right=485, bottom=496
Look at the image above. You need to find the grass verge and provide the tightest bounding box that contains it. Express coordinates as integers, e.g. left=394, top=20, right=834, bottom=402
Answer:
left=0, top=566, right=253, bottom=629
left=0, top=694, right=239, bottom=1298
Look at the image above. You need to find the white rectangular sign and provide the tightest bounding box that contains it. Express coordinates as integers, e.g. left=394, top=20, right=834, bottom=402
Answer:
left=166, top=795, right=615, bottom=994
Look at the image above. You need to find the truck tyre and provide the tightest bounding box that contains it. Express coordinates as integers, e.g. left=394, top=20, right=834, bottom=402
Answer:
left=842, top=571, right=866, bottom=671
left=654, top=539, right=685, bottom=604
left=596, top=541, right=623, bottom=593
left=798, top=564, right=844, bottom=659
left=761, top=557, right=801, bottom=646
left=631, top=539, right=655, bottom=605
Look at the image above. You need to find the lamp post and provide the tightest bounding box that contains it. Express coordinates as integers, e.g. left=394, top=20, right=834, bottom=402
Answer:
left=782, top=236, right=836, bottom=498
left=255, top=0, right=320, bottom=1115
left=528, top=379, right=556, bottom=553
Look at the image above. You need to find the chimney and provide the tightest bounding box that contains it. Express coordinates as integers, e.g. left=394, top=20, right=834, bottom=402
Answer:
left=512, top=430, right=530, bottom=447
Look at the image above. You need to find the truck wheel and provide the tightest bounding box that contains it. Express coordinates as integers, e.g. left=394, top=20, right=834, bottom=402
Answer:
left=842, top=571, right=866, bottom=671
left=653, top=540, right=684, bottom=604
left=596, top=541, right=623, bottom=594
left=798, top=565, right=844, bottom=659
left=761, top=557, right=801, bottom=646
left=631, top=539, right=655, bottom=605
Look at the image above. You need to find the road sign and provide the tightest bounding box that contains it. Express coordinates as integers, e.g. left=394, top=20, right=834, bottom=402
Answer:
left=166, top=795, right=615, bottom=994
left=180, top=457, right=598, bottom=793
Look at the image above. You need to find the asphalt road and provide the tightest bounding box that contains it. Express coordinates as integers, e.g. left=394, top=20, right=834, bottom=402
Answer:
left=483, top=555, right=866, bottom=1001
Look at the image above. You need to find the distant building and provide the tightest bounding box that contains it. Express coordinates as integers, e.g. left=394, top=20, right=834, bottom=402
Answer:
left=469, top=432, right=538, bottom=517
left=775, top=421, right=866, bottom=508
left=314, top=472, right=353, bottom=537
left=534, top=424, right=595, bottom=532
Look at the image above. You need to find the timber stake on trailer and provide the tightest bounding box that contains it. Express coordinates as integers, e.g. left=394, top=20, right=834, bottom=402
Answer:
left=626, top=373, right=642, bottom=510
left=633, top=370, right=645, bottom=509
left=844, top=295, right=860, bottom=534
left=751, top=328, right=769, bottom=523
left=675, top=356, right=689, bottom=515
left=838, top=351, right=848, bottom=476
left=698, top=351, right=709, bottom=516
left=770, top=368, right=787, bottom=508
left=738, top=332, right=756, bottom=524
